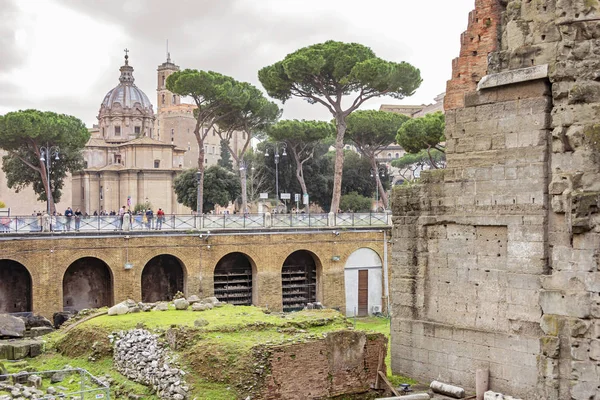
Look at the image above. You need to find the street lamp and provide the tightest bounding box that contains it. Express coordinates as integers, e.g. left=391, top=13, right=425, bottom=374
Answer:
left=39, top=144, right=60, bottom=214
left=264, top=142, right=287, bottom=200
left=370, top=166, right=386, bottom=212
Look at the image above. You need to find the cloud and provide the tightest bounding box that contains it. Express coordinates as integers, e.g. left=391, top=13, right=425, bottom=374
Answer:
left=0, top=0, right=27, bottom=72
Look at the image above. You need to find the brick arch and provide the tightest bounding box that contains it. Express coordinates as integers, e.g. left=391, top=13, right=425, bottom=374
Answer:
left=0, top=258, right=33, bottom=313
left=140, top=254, right=186, bottom=302
left=57, top=252, right=117, bottom=280
left=280, top=249, right=323, bottom=311
left=63, top=257, right=114, bottom=311
left=213, top=251, right=257, bottom=306
left=337, top=245, right=384, bottom=266
left=135, top=250, right=192, bottom=281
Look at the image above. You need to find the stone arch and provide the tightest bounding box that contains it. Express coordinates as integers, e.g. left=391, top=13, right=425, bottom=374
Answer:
left=281, top=250, right=323, bottom=312
left=213, top=252, right=256, bottom=306
left=63, top=257, right=114, bottom=311
left=344, top=248, right=383, bottom=317
left=0, top=259, right=32, bottom=313
left=141, top=255, right=186, bottom=302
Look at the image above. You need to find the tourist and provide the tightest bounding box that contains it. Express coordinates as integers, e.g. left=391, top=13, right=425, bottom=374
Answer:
left=74, top=208, right=82, bottom=231
left=65, top=207, right=74, bottom=231
left=146, top=208, right=154, bottom=229
left=122, top=210, right=131, bottom=231
left=156, top=208, right=165, bottom=230
left=119, top=206, right=126, bottom=230
left=42, top=211, right=50, bottom=232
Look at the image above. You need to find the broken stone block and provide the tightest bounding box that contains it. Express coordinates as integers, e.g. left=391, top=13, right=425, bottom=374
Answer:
left=0, top=314, right=26, bottom=338
left=187, top=295, right=200, bottom=304
left=153, top=302, right=168, bottom=311
left=108, top=303, right=129, bottom=316
left=173, top=298, right=189, bottom=310
left=27, top=374, right=41, bottom=389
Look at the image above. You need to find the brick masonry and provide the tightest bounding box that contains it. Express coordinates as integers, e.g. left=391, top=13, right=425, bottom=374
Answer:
left=0, top=230, right=386, bottom=319
left=392, top=1, right=600, bottom=399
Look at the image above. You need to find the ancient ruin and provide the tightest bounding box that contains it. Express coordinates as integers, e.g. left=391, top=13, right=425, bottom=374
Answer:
left=391, top=0, right=600, bottom=398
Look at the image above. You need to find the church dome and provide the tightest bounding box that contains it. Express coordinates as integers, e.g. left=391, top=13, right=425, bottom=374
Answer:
left=100, top=52, right=153, bottom=113
left=97, top=51, right=156, bottom=141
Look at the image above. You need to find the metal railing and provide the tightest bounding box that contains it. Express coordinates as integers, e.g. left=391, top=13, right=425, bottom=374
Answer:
left=0, top=368, right=110, bottom=399
left=0, top=212, right=390, bottom=234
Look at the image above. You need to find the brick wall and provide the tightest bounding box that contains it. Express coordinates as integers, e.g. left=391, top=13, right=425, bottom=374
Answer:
left=259, top=331, right=386, bottom=399
left=0, top=230, right=386, bottom=319
left=445, top=0, right=503, bottom=111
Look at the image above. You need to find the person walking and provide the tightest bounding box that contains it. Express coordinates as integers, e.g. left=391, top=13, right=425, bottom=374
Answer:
left=156, top=208, right=164, bottom=230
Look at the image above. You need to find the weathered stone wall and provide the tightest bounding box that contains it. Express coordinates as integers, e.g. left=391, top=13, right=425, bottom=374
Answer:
left=0, top=229, right=386, bottom=319
left=391, top=78, right=551, bottom=397
left=392, top=0, right=600, bottom=399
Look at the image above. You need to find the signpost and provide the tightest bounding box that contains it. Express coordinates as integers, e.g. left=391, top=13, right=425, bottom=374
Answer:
left=280, top=193, right=291, bottom=200
left=259, top=193, right=269, bottom=199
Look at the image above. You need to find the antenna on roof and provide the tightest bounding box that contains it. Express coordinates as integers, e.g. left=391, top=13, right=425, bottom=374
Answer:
left=166, top=39, right=171, bottom=63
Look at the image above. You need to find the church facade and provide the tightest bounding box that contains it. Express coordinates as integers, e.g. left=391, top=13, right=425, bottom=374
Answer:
left=1, top=52, right=244, bottom=215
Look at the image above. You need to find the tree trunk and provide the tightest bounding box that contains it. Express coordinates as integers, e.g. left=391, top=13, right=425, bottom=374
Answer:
left=240, top=167, right=248, bottom=213
left=371, top=157, right=388, bottom=210
left=197, top=146, right=205, bottom=215
left=330, top=115, right=346, bottom=213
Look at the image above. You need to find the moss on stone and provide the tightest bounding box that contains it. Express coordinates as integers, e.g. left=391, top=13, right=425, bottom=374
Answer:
left=583, top=124, right=600, bottom=152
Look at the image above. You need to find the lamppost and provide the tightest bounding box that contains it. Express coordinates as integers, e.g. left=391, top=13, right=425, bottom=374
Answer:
left=370, top=166, right=386, bottom=212
left=264, top=142, right=287, bottom=200
left=39, top=144, right=60, bottom=214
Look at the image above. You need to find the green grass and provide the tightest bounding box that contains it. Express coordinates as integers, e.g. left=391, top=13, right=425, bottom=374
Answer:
left=4, top=307, right=418, bottom=399
left=353, top=316, right=418, bottom=386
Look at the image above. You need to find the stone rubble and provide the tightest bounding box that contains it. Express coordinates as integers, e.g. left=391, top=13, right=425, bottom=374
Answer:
left=112, top=329, right=188, bottom=400
left=106, top=296, right=224, bottom=316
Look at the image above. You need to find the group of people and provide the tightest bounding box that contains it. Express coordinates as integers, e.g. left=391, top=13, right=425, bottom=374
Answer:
left=34, top=207, right=84, bottom=232
left=118, top=206, right=166, bottom=231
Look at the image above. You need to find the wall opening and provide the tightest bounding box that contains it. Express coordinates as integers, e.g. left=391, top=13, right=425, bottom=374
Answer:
left=63, top=257, right=113, bottom=311
left=0, top=260, right=32, bottom=313
left=281, top=250, right=318, bottom=312
left=214, top=252, right=254, bottom=306
left=141, top=255, right=185, bottom=302
left=344, top=248, right=383, bottom=317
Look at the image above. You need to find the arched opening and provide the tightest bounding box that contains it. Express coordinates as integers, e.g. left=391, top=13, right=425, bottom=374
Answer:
left=63, top=257, right=113, bottom=311
left=213, top=252, right=254, bottom=306
left=281, top=250, right=319, bottom=312
left=344, top=248, right=383, bottom=317
left=141, top=255, right=185, bottom=302
left=0, top=260, right=32, bottom=313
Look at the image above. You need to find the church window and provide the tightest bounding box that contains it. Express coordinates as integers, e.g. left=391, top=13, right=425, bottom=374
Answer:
left=395, top=153, right=400, bottom=158
left=115, top=126, right=121, bottom=136
left=154, top=160, right=160, bottom=168
left=84, top=161, right=88, bottom=168
left=114, top=155, right=122, bottom=164
left=134, top=126, right=141, bottom=135
left=162, top=94, right=165, bottom=105
left=205, top=158, right=208, bottom=164
left=171, top=128, right=175, bottom=136
left=162, top=75, right=165, bottom=86
left=212, top=146, right=216, bottom=154
left=149, top=128, right=152, bottom=138
left=387, top=152, right=392, bottom=159
left=172, top=95, right=176, bottom=104
left=100, top=186, right=104, bottom=201
left=102, top=127, right=105, bottom=136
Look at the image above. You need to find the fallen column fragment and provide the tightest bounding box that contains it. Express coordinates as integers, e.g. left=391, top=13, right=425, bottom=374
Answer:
left=430, top=380, right=465, bottom=398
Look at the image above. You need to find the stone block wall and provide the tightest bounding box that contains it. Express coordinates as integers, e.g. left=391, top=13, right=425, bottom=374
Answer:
left=391, top=77, right=551, bottom=397
left=392, top=0, right=600, bottom=399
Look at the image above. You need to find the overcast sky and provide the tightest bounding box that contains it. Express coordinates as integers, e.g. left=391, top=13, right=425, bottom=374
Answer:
left=0, top=0, right=475, bottom=127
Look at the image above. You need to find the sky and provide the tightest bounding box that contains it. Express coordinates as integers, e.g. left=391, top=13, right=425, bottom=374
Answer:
left=0, top=0, right=476, bottom=127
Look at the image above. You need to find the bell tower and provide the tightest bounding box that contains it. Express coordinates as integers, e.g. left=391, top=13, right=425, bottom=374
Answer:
left=157, top=48, right=180, bottom=113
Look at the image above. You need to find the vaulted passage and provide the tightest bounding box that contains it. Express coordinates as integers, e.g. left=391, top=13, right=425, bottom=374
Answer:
left=213, top=252, right=254, bottom=306
left=282, top=251, right=318, bottom=312
left=63, top=257, right=113, bottom=311
left=141, top=255, right=185, bottom=302
left=0, top=260, right=32, bottom=313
